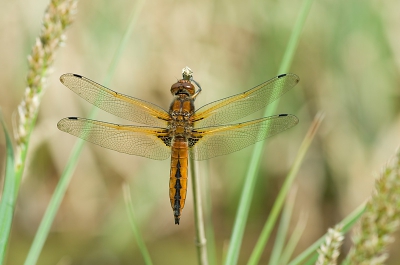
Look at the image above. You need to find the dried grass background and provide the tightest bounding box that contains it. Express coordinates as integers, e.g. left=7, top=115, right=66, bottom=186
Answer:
left=0, top=0, right=400, bottom=264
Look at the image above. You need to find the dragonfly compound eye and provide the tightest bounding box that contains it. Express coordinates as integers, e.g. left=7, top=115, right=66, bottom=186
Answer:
left=170, top=80, right=195, bottom=96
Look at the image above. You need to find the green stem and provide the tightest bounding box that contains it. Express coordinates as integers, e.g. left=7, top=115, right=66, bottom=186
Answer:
left=203, top=162, right=217, bottom=265
left=0, top=113, right=16, bottom=264
left=268, top=188, right=298, bottom=265
left=123, top=184, right=153, bottom=265
left=278, top=213, right=308, bottom=265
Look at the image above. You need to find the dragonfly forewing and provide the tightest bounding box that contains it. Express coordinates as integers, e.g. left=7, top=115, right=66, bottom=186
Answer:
left=193, top=73, right=299, bottom=128
left=60, top=74, right=170, bottom=127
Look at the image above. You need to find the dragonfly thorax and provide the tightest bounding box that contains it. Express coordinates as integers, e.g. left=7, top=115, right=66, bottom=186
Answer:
left=168, top=96, right=195, bottom=138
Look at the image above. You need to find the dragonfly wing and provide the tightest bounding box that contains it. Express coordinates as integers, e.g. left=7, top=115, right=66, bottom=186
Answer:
left=60, top=74, right=170, bottom=127
left=193, top=74, right=299, bottom=128
left=189, top=114, right=298, bottom=160
left=57, top=117, right=171, bottom=160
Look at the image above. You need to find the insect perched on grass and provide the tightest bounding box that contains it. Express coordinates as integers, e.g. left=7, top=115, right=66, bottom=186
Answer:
left=57, top=67, right=299, bottom=224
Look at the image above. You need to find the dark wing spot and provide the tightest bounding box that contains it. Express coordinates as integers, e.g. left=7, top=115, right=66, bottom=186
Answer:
left=159, top=136, right=172, bottom=147
left=68, top=117, right=78, bottom=120
left=188, top=137, right=201, bottom=148
left=72, top=74, right=83, bottom=78
left=278, top=114, right=288, bottom=117
left=277, top=74, right=286, bottom=78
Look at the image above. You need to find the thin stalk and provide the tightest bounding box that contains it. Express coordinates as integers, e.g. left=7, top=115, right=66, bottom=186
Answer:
left=23, top=2, right=146, bottom=264
left=278, top=0, right=314, bottom=74
left=190, top=158, right=208, bottom=265
left=123, top=184, right=153, bottom=265
left=23, top=138, right=85, bottom=265
left=203, top=162, right=217, bottom=265
left=268, top=188, right=298, bottom=265
left=14, top=0, right=77, bottom=192
left=223, top=0, right=314, bottom=263
left=247, top=112, right=324, bottom=265
left=278, top=213, right=308, bottom=265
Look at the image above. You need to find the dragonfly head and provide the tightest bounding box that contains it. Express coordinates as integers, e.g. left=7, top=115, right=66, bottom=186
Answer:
left=170, top=80, right=195, bottom=96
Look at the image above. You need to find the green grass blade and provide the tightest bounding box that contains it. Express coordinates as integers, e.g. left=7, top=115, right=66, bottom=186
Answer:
left=303, top=255, right=318, bottom=265
left=23, top=2, right=146, bottom=264
left=278, top=213, right=308, bottom=265
left=278, top=0, right=314, bottom=74
left=223, top=0, right=314, bottom=264
left=247, top=113, right=324, bottom=265
left=0, top=111, right=15, bottom=264
left=103, top=0, right=146, bottom=85
left=123, top=184, right=153, bottom=265
left=288, top=203, right=366, bottom=265
left=23, top=139, right=85, bottom=265
left=203, top=162, right=217, bottom=265
left=268, top=188, right=298, bottom=265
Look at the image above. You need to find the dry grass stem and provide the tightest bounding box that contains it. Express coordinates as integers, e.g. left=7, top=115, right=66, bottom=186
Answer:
left=315, top=225, right=344, bottom=265
left=14, top=0, right=77, bottom=168
left=345, top=149, right=400, bottom=265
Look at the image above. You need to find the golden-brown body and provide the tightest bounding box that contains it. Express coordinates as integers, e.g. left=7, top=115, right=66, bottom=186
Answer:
left=168, top=80, right=196, bottom=224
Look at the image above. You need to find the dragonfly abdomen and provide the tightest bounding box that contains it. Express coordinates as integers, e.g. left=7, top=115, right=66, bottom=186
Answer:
left=169, top=137, right=189, bottom=225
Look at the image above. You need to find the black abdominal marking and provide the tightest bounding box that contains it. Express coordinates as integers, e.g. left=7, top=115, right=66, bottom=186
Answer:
left=174, top=160, right=182, bottom=225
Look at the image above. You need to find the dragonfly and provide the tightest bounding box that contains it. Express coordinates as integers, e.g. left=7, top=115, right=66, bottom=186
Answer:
left=57, top=67, right=299, bottom=224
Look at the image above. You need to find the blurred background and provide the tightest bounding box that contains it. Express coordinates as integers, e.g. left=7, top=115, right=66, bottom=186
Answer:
left=0, top=0, right=400, bottom=264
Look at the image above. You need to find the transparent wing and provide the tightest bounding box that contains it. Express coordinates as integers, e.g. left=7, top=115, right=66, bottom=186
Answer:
left=193, top=73, right=299, bottom=128
left=60, top=74, right=170, bottom=127
left=57, top=117, right=171, bottom=160
left=189, top=114, right=298, bottom=160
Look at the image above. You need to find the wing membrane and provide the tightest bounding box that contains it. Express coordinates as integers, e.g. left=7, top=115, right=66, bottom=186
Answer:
left=57, top=117, right=171, bottom=160
left=193, top=74, right=299, bottom=128
left=189, top=114, right=298, bottom=160
left=60, top=74, right=170, bottom=127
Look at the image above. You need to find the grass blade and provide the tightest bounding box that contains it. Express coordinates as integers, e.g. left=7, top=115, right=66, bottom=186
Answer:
left=202, top=162, right=217, bottom=265
left=0, top=111, right=15, bottom=263
left=247, top=112, right=324, bottom=265
left=23, top=139, right=85, bottom=265
left=23, top=1, right=146, bottom=264
left=278, top=0, right=314, bottom=74
left=123, top=184, right=153, bottom=265
left=223, top=0, right=314, bottom=263
left=268, top=188, right=298, bottom=265
left=278, top=213, right=308, bottom=265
